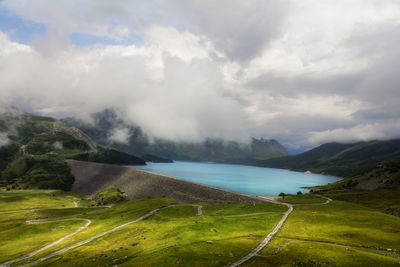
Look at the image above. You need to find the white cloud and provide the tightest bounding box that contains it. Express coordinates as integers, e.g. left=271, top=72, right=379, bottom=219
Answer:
left=1, top=1, right=400, bottom=150
left=108, top=128, right=131, bottom=144
left=308, top=120, right=400, bottom=145
left=0, top=30, right=250, bottom=142
left=52, top=141, right=63, bottom=150
left=0, top=32, right=32, bottom=55
left=0, top=132, right=10, bottom=147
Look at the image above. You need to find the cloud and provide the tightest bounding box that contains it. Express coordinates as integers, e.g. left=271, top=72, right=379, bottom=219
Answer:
left=52, top=141, right=63, bottom=150
left=0, top=132, right=9, bottom=147
left=308, top=120, right=400, bottom=145
left=108, top=127, right=131, bottom=144
left=0, top=30, right=251, bottom=142
left=1, top=1, right=400, bottom=150
left=1, top=0, right=288, bottom=61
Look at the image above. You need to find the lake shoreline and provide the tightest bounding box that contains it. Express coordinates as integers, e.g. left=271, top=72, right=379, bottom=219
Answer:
left=132, top=160, right=342, bottom=196
left=68, top=160, right=268, bottom=203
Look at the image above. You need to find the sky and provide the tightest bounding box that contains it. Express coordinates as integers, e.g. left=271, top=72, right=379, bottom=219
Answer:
left=0, top=0, right=400, bottom=152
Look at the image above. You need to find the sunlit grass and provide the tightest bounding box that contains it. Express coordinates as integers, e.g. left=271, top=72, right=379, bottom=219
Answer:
left=2, top=190, right=400, bottom=266
left=0, top=190, right=78, bottom=211
left=248, top=198, right=400, bottom=266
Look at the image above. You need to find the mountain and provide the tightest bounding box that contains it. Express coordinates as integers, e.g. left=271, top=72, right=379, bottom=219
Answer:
left=315, top=157, right=400, bottom=192
left=62, top=109, right=288, bottom=164
left=0, top=106, right=145, bottom=190
left=260, top=140, right=400, bottom=177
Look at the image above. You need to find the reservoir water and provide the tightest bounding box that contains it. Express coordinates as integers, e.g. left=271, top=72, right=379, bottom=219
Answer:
left=129, top=161, right=341, bottom=196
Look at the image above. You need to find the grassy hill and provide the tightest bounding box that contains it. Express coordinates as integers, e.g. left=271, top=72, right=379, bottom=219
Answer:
left=0, top=107, right=145, bottom=190
left=260, top=140, right=400, bottom=177
left=314, top=157, right=400, bottom=191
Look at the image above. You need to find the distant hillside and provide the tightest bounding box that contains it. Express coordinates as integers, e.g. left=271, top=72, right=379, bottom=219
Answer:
left=260, top=140, right=400, bottom=177
left=0, top=106, right=145, bottom=190
left=316, top=157, right=400, bottom=192
left=62, top=109, right=288, bottom=164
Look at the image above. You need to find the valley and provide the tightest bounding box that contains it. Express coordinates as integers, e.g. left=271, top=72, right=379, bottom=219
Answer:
left=1, top=107, right=400, bottom=266
left=2, top=2, right=400, bottom=266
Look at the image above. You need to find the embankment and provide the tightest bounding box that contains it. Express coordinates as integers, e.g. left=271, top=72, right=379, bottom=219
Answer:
left=68, top=160, right=263, bottom=204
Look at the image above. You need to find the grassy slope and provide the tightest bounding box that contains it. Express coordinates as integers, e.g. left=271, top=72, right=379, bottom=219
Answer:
left=0, top=110, right=145, bottom=190
left=280, top=194, right=328, bottom=204
left=310, top=157, right=400, bottom=217
left=0, top=190, right=78, bottom=211
left=0, top=190, right=284, bottom=266
left=315, top=157, right=400, bottom=192
left=246, top=194, right=400, bottom=266
left=261, top=140, right=400, bottom=177
left=0, top=190, right=84, bottom=262
left=1, top=191, right=400, bottom=266
left=202, top=203, right=287, bottom=215
left=326, top=188, right=400, bottom=217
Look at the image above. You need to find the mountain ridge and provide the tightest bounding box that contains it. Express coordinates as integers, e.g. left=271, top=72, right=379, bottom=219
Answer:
left=0, top=106, right=145, bottom=190
left=61, top=109, right=289, bottom=164
left=260, top=139, right=400, bottom=178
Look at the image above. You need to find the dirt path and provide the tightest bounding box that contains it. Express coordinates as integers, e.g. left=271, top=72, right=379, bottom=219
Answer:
left=2, top=219, right=91, bottom=267
left=2, top=196, right=332, bottom=267
left=0, top=206, right=110, bottom=267
left=228, top=200, right=293, bottom=267
left=228, top=196, right=332, bottom=267
left=10, top=204, right=201, bottom=267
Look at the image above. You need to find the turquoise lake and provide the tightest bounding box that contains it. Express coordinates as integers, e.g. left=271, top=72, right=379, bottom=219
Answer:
left=130, top=161, right=341, bottom=196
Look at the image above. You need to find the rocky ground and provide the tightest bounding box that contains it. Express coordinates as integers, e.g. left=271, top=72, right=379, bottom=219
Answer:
left=68, top=160, right=264, bottom=204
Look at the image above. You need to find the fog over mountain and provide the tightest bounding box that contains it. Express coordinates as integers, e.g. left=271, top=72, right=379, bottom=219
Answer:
left=1, top=1, right=400, bottom=151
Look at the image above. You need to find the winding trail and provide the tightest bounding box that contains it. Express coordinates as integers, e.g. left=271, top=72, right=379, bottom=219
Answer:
left=0, top=205, right=110, bottom=267
left=228, top=195, right=332, bottom=267
left=2, top=196, right=332, bottom=267
left=8, top=204, right=201, bottom=267
left=2, top=219, right=91, bottom=267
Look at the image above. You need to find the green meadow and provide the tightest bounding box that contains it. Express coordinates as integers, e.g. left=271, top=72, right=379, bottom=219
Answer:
left=0, top=190, right=284, bottom=266
left=1, top=190, right=399, bottom=266
left=0, top=190, right=78, bottom=211
left=246, top=194, right=400, bottom=266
